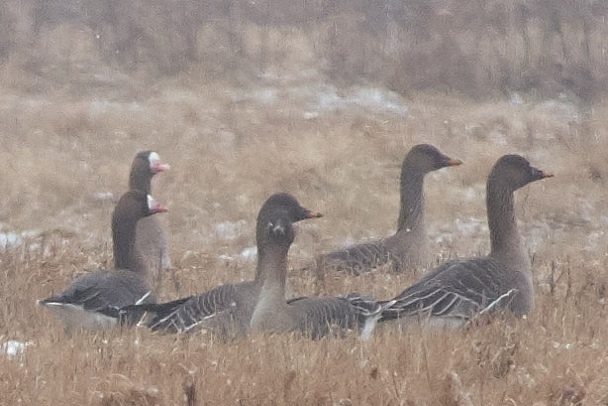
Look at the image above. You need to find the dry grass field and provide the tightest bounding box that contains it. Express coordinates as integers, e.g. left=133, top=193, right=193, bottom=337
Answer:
left=2, top=2, right=608, bottom=404
left=1, top=82, right=608, bottom=405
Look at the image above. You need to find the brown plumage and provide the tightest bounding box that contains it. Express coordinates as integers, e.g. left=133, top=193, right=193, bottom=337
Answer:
left=310, top=144, right=462, bottom=275
left=377, top=155, right=553, bottom=326
left=38, top=190, right=168, bottom=332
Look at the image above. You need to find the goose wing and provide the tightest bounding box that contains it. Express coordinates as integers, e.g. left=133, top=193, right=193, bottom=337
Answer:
left=286, top=296, right=361, bottom=338
left=121, top=282, right=253, bottom=334
left=382, top=257, right=507, bottom=321
left=312, top=240, right=393, bottom=275
left=39, top=270, right=155, bottom=313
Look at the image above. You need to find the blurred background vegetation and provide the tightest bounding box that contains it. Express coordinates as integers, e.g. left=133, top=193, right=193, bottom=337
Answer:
left=1, top=0, right=607, bottom=102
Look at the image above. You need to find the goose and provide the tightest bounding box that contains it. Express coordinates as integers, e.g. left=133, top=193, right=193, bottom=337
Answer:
left=118, top=193, right=322, bottom=338
left=310, top=144, right=462, bottom=275
left=129, top=151, right=171, bottom=285
left=376, top=155, right=553, bottom=327
left=248, top=199, right=392, bottom=340
left=38, top=190, right=168, bottom=332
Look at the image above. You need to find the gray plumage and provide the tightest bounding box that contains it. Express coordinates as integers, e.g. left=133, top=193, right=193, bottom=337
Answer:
left=279, top=295, right=388, bottom=340
left=129, top=151, right=171, bottom=287
left=314, top=241, right=393, bottom=276
left=119, top=193, right=322, bottom=338
left=38, top=190, right=167, bottom=332
left=379, top=154, right=553, bottom=326
left=310, top=144, right=462, bottom=275
left=123, top=282, right=258, bottom=337
left=249, top=200, right=387, bottom=340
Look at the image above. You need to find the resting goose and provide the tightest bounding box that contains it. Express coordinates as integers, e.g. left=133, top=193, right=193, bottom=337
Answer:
left=118, top=193, right=322, bottom=338
left=377, top=155, right=553, bottom=327
left=310, top=144, right=461, bottom=275
left=38, top=190, right=168, bottom=332
left=129, top=151, right=171, bottom=285
left=249, top=199, right=391, bottom=340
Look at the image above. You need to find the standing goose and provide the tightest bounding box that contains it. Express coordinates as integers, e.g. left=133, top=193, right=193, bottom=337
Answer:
left=377, top=155, right=553, bottom=326
left=38, top=190, right=168, bottom=332
left=118, top=193, right=322, bottom=338
left=310, top=144, right=462, bottom=275
left=129, top=151, right=171, bottom=286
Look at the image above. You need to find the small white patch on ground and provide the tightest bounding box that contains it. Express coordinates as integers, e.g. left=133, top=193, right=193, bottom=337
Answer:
left=1, top=340, right=33, bottom=360
left=239, top=246, right=257, bottom=261
left=214, top=220, right=249, bottom=241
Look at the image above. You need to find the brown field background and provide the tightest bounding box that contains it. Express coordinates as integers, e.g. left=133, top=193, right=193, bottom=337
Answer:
left=1, top=1, right=608, bottom=405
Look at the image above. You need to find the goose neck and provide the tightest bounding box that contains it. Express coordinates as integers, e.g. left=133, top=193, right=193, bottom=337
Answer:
left=113, top=216, right=148, bottom=275
left=397, top=170, right=425, bottom=232
left=250, top=245, right=291, bottom=331
left=254, top=245, right=289, bottom=290
left=129, top=170, right=152, bottom=195
left=487, top=182, right=521, bottom=257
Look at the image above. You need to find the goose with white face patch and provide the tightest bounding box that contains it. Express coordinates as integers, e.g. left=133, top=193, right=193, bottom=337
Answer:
left=38, top=190, right=168, bottom=332
left=129, top=151, right=171, bottom=290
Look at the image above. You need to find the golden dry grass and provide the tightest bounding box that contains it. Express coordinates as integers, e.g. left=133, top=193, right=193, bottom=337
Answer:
left=1, top=77, right=608, bottom=405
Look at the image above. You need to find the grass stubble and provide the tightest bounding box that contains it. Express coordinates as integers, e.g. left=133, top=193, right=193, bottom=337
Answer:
left=1, top=83, right=608, bottom=404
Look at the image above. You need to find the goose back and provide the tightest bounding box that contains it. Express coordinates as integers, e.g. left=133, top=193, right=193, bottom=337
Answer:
left=38, top=190, right=167, bottom=331
left=313, top=240, right=392, bottom=275
left=380, top=257, right=509, bottom=326
left=285, top=296, right=364, bottom=339
left=40, top=270, right=156, bottom=331
left=128, top=281, right=259, bottom=337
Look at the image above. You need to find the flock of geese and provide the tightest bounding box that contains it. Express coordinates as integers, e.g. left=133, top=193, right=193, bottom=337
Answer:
left=38, top=145, right=553, bottom=340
